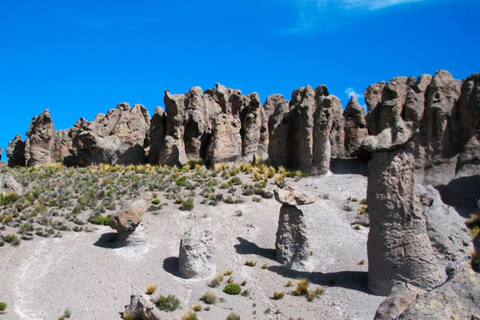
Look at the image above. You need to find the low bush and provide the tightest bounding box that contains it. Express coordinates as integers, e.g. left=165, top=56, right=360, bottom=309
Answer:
left=0, top=302, right=6, bottom=311
left=154, top=294, right=180, bottom=312
left=201, top=290, right=216, bottom=304
left=223, top=283, right=242, bottom=295
left=182, top=312, right=198, bottom=320
left=294, top=278, right=309, bottom=296
left=226, top=312, right=240, bottom=320
left=146, top=284, right=157, bottom=295
left=208, top=274, right=224, bottom=288
left=272, top=291, right=284, bottom=300
left=89, top=216, right=110, bottom=225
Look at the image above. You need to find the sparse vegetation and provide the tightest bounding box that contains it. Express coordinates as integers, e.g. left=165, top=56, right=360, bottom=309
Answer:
left=182, top=311, right=198, bottom=320
left=191, top=304, right=202, bottom=312
left=294, top=278, right=309, bottom=296
left=226, top=312, right=241, bottom=320
left=201, top=290, right=217, bottom=304
left=223, top=283, right=242, bottom=295
left=154, top=294, right=180, bottom=312
left=0, top=302, right=6, bottom=311
left=208, top=274, right=224, bottom=288
left=272, top=291, right=285, bottom=300
left=146, top=284, right=157, bottom=295
left=244, top=260, right=257, bottom=267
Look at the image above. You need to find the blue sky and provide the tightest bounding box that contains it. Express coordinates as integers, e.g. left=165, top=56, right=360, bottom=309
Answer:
left=1, top=0, right=479, bottom=160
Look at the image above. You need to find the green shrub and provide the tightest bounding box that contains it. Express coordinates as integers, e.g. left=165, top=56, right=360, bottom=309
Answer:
left=0, top=193, right=20, bottom=206
left=179, top=199, right=195, bottom=211
left=223, top=283, right=242, bottom=295
left=0, top=302, right=6, bottom=311
left=4, top=234, right=20, bottom=246
left=89, top=216, right=110, bottom=225
left=154, top=294, right=180, bottom=312
left=226, top=312, right=240, bottom=320
left=182, top=311, right=198, bottom=320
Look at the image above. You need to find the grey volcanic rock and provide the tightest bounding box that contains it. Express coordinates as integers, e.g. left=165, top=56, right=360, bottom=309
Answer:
left=206, top=113, right=242, bottom=165
left=71, top=103, right=150, bottom=166
left=7, top=134, right=26, bottom=167
left=148, top=107, right=166, bottom=165
left=275, top=204, right=311, bottom=270
left=474, top=233, right=480, bottom=267
left=178, top=226, right=216, bottom=279
left=367, top=117, right=442, bottom=295
left=124, top=294, right=161, bottom=320
left=374, top=282, right=426, bottom=320
left=267, top=85, right=344, bottom=174
left=398, top=264, right=480, bottom=319
left=109, top=198, right=149, bottom=245
left=0, top=173, right=28, bottom=196
left=274, top=183, right=315, bottom=206
left=344, top=96, right=368, bottom=156
left=24, top=109, right=56, bottom=166
left=417, top=185, right=472, bottom=268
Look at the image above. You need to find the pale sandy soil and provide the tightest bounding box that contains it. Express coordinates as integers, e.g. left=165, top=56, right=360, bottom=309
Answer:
left=0, top=168, right=385, bottom=320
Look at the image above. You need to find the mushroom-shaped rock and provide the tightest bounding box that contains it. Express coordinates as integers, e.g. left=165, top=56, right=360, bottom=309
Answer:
left=178, top=226, right=216, bottom=279
left=274, top=183, right=313, bottom=270
left=124, top=294, right=161, bottom=320
left=274, top=183, right=315, bottom=206
left=110, top=198, right=149, bottom=244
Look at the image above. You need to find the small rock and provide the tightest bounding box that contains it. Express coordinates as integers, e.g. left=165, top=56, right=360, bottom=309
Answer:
left=178, top=226, right=216, bottom=279
left=274, top=183, right=315, bottom=206
left=124, top=294, right=161, bottom=320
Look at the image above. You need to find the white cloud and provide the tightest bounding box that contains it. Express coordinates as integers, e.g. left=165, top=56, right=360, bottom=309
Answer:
left=345, top=88, right=362, bottom=99
left=284, top=0, right=425, bottom=33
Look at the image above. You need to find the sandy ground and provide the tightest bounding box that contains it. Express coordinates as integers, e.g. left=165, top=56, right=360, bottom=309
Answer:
left=0, top=168, right=385, bottom=320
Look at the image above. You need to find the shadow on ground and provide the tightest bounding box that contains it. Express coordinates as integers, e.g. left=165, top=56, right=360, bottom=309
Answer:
left=93, top=232, right=120, bottom=249
left=234, top=237, right=277, bottom=261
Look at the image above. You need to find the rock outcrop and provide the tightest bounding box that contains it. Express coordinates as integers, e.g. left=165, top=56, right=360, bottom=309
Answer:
left=109, top=198, right=149, bottom=245
left=124, top=294, right=161, bottom=320
left=0, top=173, right=28, bottom=196
left=366, top=117, right=442, bottom=296
left=70, top=103, right=150, bottom=166
left=374, top=282, right=426, bottom=320
left=274, top=183, right=314, bottom=270
left=344, top=96, right=368, bottom=157
left=178, top=226, right=216, bottom=279
left=7, top=134, right=26, bottom=167
left=398, top=263, right=480, bottom=319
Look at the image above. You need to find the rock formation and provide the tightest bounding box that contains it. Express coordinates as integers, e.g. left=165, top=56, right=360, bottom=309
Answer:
left=70, top=103, right=150, bottom=166
left=178, top=226, right=215, bottom=279
left=6, top=134, right=26, bottom=167
left=0, top=173, right=28, bottom=196
left=374, top=282, right=426, bottom=320
left=274, top=183, right=314, bottom=270
left=109, top=198, right=149, bottom=245
left=365, top=117, right=442, bottom=296
left=344, top=96, right=368, bottom=157
left=124, top=294, right=161, bottom=320
left=397, top=263, right=480, bottom=319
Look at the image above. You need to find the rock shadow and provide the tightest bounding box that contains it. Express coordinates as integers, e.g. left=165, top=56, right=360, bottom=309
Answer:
left=93, top=232, right=121, bottom=249
left=163, top=256, right=181, bottom=277
left=234, top=237, right=277, bottom=261
left=268, top=265, right=370, bottom=294
left=330, top=158, right=368, bottom=176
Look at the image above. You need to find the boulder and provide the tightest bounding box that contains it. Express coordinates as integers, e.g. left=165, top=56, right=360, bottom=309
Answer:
left=275, top=204, right=311, bottom=270
left=418, top=184, right=472, bottom=268
left=124, top=294, right=161, bottom=320
left=374, top=282, right=426, bottom=320
left=367, top=117, right=442, bottom=296
left=0, top=173, right=28, bottom=196
left=178, top=226, right=215, bottom=279
left=6, top=134, right=26, bottom=167
left=110, top=198, right=149, bottom=245
left=71, top=103, right=150, bottom=166
left=274, top=183, right=315, bottom=206
left=398, top=263, right=480, bottom=319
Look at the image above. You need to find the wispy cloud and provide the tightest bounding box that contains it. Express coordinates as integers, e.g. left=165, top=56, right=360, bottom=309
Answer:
left=345, top=87, right=362, bottom=99
left=284, top=0, right=425, bottom=33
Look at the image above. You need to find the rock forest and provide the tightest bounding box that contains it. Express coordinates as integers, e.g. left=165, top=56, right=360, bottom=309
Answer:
left=0, top=70, right=479, bottom=319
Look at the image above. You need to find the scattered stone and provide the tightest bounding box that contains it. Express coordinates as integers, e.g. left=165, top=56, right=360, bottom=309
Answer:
left=398, top=263, right=480, bottom=319
left=110, top=198, right=149, bottom=245
left=275, top=204, right=310, bottom=270
left=124, top=294, right=161, bottom=320
left=178, top=226, right=215, bottom=279
left=260, top=190, right=274, bottom=199
left=374, top=282, right=426, bottom=320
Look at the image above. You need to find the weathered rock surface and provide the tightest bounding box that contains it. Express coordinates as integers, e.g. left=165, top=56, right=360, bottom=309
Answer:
left=275, top=204, right=311, bottom=270
left=344, top=96, right=368, bottom=157
left=418, top=184, right=472, bottom=268
left=109, top=198, right=149, bottom=245
left=398, top=263, right=480, bottom=319
left=178, top=226, right=215, bottom=279
left=124, top=294, right=161, bottom=320
left=0, top=173, right=28, bottom=196
left=374, top=282, right=426, bottom=320
left=71, top=103, right=150, bottom=166
left=367, top=118, right=442, bottom=295
left=274, top=183, right=315, bottom=206
left=7, top=134, right=26, bottom=167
